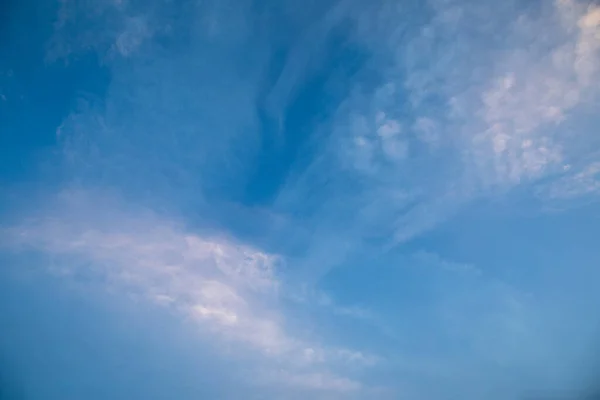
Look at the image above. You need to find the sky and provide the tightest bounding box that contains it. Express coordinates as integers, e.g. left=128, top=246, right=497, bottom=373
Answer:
left=1, top=0, right=600, bottom=399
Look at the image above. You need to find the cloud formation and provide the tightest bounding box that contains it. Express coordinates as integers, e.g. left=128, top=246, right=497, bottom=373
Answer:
left=2, top=0, right=600, bottom=398
left=267, top=0, right=600, bottom=258
left=1, top=190, right=381, bottom=395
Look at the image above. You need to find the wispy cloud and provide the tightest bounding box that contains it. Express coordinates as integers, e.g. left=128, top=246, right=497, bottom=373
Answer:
left=270, top=0, right=600, bottom=257
left=3, top=0, right=600, bottom=397
left=1, top=190, right=377, bottom=394
left=257, top=369, right=362, bottom=394
left=44, top=0, right=600, bottom=289
left=412, top=251, right=482, bottom=276
left=544, top=161, right=600, bottom=199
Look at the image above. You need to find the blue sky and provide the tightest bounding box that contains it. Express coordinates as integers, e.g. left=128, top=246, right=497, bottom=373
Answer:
left=1, top=0, right=600, bottom=398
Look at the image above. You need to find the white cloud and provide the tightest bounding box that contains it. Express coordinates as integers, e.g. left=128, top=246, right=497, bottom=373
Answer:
left=543, top=161, right=600, bottom=200
left=465, top=1, right=600, bottom=189
left=114, top=16, right=150, bottom=57
left=376, top=117, right=401, bottom=139
left=413, top=117, right=440, bottom=148
left=343, top=111, right=410, bottom=178
left=1, top=190, right=377, bottom=393
left=412, top=251, right=482, bottom=276
left=308, top=0, right=600, bottom=246
left=47, top=0, right=179, bottom=61
left=5, top=1, right=598, bottom=397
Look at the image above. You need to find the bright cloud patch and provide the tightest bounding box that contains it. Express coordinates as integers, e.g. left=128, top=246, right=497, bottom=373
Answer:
left=1, top=191, right=376, bottom=395
left=279, top=0, right=600, bottom=248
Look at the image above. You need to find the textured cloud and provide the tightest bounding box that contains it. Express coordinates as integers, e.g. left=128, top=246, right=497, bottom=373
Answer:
left=547, top=161, right=600, bottom=199
left=2, top=0, right=600, bottom=398
left=1, top=190, right=377, bottom=394
left=269, top=0, right=600, bottom=257
left=415, top=0, right=599, bottom=188
left=44, top=0, right=600, bottom=276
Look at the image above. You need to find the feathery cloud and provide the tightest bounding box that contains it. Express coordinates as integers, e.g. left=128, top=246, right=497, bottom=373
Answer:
left=1, top=190, right=376, bottom=393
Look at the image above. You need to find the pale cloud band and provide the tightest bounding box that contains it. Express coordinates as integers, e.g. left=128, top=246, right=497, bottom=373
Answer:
left=1, top=190, right=376, bottom=395
left=282, top=0, right=600, bottom=247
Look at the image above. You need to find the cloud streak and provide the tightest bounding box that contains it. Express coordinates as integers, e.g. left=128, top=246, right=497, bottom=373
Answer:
left=1, top=190, right=377, bottom=395
left=268, top=0, right=600, bottom=262
left=2, top=0, right=600, bottom=398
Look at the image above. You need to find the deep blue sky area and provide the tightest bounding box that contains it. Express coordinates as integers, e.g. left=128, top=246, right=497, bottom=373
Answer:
left=2, top=0, right=600, bottom=399
left=0, top=0, right=110, bottom=184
